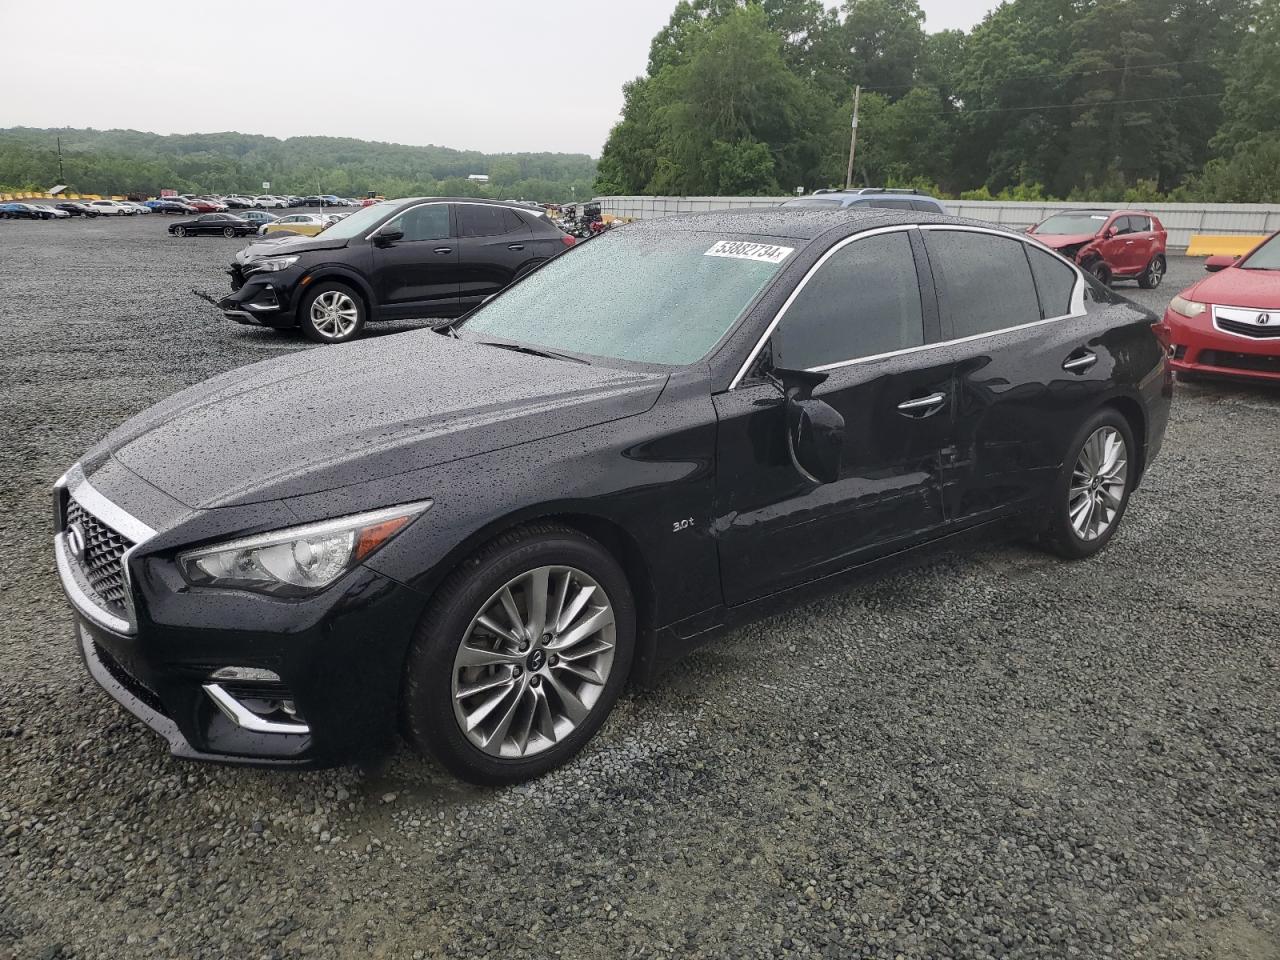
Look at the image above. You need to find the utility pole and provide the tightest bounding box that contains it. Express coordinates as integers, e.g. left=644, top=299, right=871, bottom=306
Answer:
left=57, top=136, right=65, bottom=183
left=844, top=85, right=861, bottom=190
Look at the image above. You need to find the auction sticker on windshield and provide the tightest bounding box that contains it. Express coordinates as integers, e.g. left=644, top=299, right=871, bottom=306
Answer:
left=704, top=240, right=794, bottom=264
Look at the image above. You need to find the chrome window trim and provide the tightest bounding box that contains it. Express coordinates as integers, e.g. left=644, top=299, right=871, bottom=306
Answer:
left=728, top=223, right=1087, bottom=390
left=364, top=200, right=544, bottom=242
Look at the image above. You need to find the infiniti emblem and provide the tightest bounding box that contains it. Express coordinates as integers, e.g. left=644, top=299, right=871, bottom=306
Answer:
left=1259, top=313, right=1271, bottom=326
left=66, top=522, right=87, bottom=563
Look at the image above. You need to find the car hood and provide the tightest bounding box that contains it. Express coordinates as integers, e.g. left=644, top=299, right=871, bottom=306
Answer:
left=1186, top=267, right=1280, bottom=310
left=235, top=232, right=349, bottom=263
left=90, top=334, right=667, bottom=509
left=1031, top=233, right=1097, bottom=250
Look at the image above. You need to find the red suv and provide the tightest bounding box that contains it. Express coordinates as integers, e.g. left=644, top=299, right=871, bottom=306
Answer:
left=1027, top=209, right=1167, bottom=289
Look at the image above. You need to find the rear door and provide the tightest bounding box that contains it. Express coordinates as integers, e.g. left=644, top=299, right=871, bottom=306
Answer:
left=1126, top=214, right=1158, bottom=273
left=920, top=227, right=1097, bottom=523
left=456, top=204, right=535, bottom=310
left=713, top=228, right=956, bottom=605
left=369, top=202, right=460, bottom=319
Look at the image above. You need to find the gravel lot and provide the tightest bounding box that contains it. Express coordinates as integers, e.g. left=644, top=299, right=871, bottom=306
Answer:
left=1, top=216, right=1278, bottom=960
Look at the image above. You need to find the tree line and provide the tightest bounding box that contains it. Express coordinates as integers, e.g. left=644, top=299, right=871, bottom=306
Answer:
left=594, top=0, right=1280, bottom=203
left=0, top=127, right=597, bottom=202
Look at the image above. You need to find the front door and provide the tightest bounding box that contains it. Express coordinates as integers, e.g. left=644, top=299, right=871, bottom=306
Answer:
left=713, top=228, right=955, bottom=606
left=370, top=202, right=460, bottom=319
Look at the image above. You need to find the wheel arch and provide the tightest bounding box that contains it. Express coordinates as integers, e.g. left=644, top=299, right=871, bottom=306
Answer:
left=1101, top=394, right=1147, bottom=488
left=294, top=268, right=376, bottom=323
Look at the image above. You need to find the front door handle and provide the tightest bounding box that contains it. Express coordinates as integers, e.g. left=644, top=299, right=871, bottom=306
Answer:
left=508, top=243, right=525, bottom=251
left=1063, top=350, right=1098, bottom=373
left=896, top=392, right=947, bottom=415
left=434, top=246, right=453, bottom=255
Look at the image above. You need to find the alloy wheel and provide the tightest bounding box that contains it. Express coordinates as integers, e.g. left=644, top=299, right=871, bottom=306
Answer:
left=1147, top=258, right=1165, bottom=287
left=1069, top=426, right=1128, bottom=541
left=451, top=565, right=616, bottom=758
left=309, top=290, right=359, bottom=339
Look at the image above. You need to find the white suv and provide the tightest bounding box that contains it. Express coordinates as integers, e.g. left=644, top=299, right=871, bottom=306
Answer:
left=88, top=200, right=134, bottom=216
left=253, top=195, right=288, bottom=209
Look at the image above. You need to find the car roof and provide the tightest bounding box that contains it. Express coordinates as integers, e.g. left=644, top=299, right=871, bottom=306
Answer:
left=614, top=206, right=1000, bottom=242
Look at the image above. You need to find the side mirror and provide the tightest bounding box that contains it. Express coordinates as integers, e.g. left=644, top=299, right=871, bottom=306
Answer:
left=1204, top=254, right=1238, bottom=273
left=777, top=367, right=845, bottom=485
left=373, top=228, right=404, bottom=246
left=1104, top=226, right=1117, bottom=238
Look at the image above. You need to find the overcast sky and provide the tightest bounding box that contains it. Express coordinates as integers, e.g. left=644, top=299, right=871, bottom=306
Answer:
left=1, top=0, right=999, bottom=157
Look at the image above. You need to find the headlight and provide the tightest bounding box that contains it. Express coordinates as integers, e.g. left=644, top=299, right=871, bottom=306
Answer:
left=249, top=255, right=299, bottom=273
left=1169, top=295, right=1207, bottom=318
left=179, top=501, right=431, bottom=596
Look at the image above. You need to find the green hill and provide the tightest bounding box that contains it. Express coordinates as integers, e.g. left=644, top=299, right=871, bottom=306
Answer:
left=0, top=127, right=596, bottom=202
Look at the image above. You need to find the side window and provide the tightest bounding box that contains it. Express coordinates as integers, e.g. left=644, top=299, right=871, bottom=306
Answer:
left=771, top=231, right=924, bottom=370
left=457, top=204, right=509, bottom=238
left=924, top=230, right=1041, bottom=338
left=1131, top=215, right=1151, bottom=233
left=1025, top=246, right=1079, bottom=319
left=911, top=200, right=941, bottom=213
left=503, top=208, right=531, bottom=234
left=1112, top=216, right=1134, bottom=236
left=867, top=198, right=914, bottom=210
left=385, top=204, right=450, bottom=242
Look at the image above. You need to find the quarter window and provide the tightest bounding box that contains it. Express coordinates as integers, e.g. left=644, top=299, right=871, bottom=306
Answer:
left=384, top=204, right=450, bottom=242
left=924, top=231, right=1041, bottom=338
left=772, top=231, right=924, bottom=370
left=457, top=204, right=510, bottom=238
left=1025, top=246, right=1079, bottom=319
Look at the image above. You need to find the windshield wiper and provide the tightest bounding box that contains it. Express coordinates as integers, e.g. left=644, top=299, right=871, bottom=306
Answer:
left=476, top=341, right=589, bottom=364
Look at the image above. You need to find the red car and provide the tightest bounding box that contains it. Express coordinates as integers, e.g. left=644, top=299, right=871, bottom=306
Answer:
left=1027, top=209, right=1168, bottom=289
left=1155, top=232, right=1280, bottom=384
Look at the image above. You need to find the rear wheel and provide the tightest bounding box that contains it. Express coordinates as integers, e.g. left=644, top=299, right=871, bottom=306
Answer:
left=1040, top=408, right=1135, bottom=560
left=1138, top=254, right=1166, bottom=289
left=402, top=523, right=635, bottom=785
left=299, top=282, right=365, bottom=344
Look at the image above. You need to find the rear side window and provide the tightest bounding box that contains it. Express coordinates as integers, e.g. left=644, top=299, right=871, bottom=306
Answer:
left=1026, top=246, right=1079, bottom=318
left=772, top=231, right=924, bottom=370
left=911, top=200, right=941, bottom=213
left=865, top=199, right=915, bottom=210
left=503, top=209, right=531, bottom=234
left=924, top=231, right=1041, bottom=338
left=457, top=205, right=509, bottom=237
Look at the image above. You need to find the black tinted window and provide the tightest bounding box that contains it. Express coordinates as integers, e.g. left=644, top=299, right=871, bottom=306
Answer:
left=385, top=204, right=450, bottom=242
left=925, top=231, right=1041, bottom=337
left=1026, top=246, right=1078, bottom=319
left=911, top=200, right=941, bottom=212
left=503, top=209, right=531, bottom=234
left=772, top=231, right=924, bottom=369
left=866, top=199, right=914, bottom=210
left=457, top=204, right=509, bottom=237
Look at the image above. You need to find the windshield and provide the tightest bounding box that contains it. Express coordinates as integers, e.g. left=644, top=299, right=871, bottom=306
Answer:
left=459, top=230, right=796, bottom=366
left=310, top=200, right=398, bottom=240
left=1033, top=212, right=1110, bottom=235
left=781, top=197, right=843, bottom=207
left=1240, top=234, right=1280, bottom=270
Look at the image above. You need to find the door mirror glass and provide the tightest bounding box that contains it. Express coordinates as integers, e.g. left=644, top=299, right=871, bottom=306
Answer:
left=778, top=367, right=844, bottom=485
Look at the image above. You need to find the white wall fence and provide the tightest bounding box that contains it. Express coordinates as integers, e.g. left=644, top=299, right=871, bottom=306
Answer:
left=594, top=196, right=1280, bottom=250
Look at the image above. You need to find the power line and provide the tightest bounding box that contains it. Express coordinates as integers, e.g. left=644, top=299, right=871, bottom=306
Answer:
left=861, top=56, right=1220, bottom=93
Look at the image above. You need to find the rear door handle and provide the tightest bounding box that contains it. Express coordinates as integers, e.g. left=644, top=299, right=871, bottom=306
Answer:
left=896, top=392, right=947, bottom=415
left=508, top=243, right=524, bottom=251
left=1063, top=351, right=1098, bottom=373
left=434, top=246, right=453, bottom=255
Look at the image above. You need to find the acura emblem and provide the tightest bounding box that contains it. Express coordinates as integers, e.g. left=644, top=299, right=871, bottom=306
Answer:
left=1259, top=313, right=1271, bottom=326
left=66, top=522, right=87, bottom=563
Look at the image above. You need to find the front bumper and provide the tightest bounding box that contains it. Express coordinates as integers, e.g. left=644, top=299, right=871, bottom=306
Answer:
left=218, top=269, right=299, bottom=328
left=1157, top=308, right=1280, bottom=383
left=56, top=479, right=426, bottom=768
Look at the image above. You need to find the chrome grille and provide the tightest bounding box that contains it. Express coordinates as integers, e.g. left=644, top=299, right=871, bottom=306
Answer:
left=66, top=499, right=134, bottom=619
left=1217, top=316, right=1280, bottom=339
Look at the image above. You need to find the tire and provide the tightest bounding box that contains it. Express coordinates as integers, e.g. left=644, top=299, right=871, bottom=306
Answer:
left=1040, top=408, right=1136, bottom=560
left=299, top=281, right=366, bottom=344
left=222, top=226, right=235, bottom=238
left=174, top=225, right=186, bottom=237
left=402, top=523, right=636, bottom=785
left=1137, top=254, right=1166, bottom=289
left=1084, top=259, right=1112, bottom=287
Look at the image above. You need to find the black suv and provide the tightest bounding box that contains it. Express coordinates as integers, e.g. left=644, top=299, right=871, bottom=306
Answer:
left=219, top=197, right=576, bottom=343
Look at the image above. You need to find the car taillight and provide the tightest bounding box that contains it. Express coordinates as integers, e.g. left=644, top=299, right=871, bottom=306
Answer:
left=561, top=234, right=576, bottom=247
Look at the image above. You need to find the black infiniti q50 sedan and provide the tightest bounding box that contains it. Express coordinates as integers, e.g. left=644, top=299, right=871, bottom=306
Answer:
left=55, top=208, right=1171, bottom=784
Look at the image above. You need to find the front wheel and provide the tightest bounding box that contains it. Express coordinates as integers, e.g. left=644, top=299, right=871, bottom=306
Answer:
left=1085, top=260, right=1112, bottom=287
left=402, top=523, right=636, bottom=785
left=222, top=226, right=235, bottom=237
left=173, top=225, right=186, bottom=237
left=1138, top=254, right=1166, bottom=289
left=299, top=282, right=365, bottom=343
left=1040, top=409, right=1135, bottom=560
